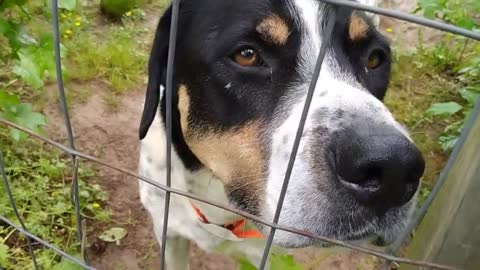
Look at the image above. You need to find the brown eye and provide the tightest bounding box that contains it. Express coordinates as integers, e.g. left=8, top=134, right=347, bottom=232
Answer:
left=367, top=50, right=383, bottom=69
left=233, top=48, right=262, bottom=67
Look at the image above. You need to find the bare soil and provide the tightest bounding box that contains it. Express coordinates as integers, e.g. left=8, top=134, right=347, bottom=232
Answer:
left=42, top=1, right=444, bottom=269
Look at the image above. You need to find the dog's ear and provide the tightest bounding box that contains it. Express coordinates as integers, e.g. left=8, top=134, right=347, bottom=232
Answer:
left=139, top=6, right=173, bottom=140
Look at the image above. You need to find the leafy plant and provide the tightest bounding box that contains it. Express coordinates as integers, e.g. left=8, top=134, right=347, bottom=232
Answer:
left=13, top=33, right=67, bottom=90
left=0, top=127, right=111, bottom=269
left=415, top=0, right=480, bottom=152
left=0, top=90, right=47, bottom=141
left=426, top=86, right=480, bottom=151
left=416, top=0, right=480, bottom=30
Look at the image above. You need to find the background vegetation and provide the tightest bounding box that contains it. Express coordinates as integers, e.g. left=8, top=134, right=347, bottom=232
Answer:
left=0, top=0, right=478, bottom=269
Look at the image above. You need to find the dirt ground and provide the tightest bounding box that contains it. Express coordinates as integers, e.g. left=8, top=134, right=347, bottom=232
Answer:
left=42, top=1, right=442, bottom=269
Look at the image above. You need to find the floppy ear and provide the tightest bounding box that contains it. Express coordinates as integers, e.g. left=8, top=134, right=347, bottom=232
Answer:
left=139, top=6, right=173, bottom=140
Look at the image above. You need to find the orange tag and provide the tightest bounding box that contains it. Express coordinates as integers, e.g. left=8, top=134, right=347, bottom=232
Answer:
left=190, top=202, right=263, bottom=241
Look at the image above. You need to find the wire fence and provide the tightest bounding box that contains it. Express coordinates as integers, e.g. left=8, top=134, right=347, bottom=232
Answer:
left=1, top=0, right=479, bottom=270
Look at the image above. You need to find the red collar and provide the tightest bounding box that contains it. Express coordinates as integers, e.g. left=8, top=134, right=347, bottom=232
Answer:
left=190, top=202, right=264, bottom=239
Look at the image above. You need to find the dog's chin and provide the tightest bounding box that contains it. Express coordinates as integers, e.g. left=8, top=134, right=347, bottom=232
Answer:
left=266, top=230, right=387, bottom=249
left=266, top=229, right=397, bottom=250
left=251, top=201, right=415, bottom=250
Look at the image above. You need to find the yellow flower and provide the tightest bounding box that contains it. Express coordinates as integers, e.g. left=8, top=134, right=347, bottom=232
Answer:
left=125, top=11, right=132, bottom=17
left=61, top=14, right=67, bottom=19
left=75, top=22, right=81, bottom=27
left=92, top=203, right=100, bottom=208
left=386, top=27, right=393, bottom=33
left=63, top=34, right=69, bottom=39
left=65, top=29, right=73, bottom=35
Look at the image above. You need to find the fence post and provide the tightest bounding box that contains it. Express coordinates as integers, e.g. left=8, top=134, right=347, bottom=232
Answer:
left=401, top=100, right=480, bottom=270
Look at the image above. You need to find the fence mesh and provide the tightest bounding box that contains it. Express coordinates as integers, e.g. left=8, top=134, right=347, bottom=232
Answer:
left=1, top=0, right=479, bottom=270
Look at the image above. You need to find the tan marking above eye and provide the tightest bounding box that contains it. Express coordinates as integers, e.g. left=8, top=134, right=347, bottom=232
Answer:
left=348, top=12, right=369, bottom=41
left=234, top=48, right=261, bottom=67
left=256, top=14, right=290, bottom=45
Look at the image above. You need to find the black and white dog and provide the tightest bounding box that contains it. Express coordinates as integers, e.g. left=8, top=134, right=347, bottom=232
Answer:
left=137, top=0, right=424, bottom=269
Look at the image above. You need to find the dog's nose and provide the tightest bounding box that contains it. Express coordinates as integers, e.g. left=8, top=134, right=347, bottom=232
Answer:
left=332, top=126, right=425, bottom=211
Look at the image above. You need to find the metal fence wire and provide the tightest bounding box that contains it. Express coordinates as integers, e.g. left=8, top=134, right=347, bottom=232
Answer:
left=1, top=0, right=480, bottom=270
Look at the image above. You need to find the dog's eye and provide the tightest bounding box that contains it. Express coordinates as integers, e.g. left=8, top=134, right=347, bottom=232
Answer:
left=367, top=49, right=384, bottom=70
left=233, top=48, right=262, bottom=67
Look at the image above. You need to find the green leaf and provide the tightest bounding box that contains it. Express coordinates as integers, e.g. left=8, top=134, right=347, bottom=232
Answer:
left=426, top=102, right=463, bottom=117
left=237, top=257, right=258, bottom=270
left=98, top=227, right=128, bottom=245
left=58, top=0, right=77, bottom=11
left=0, top=90, right=20, bottom=107
left=270, top=253, right=304, bottom=270
left=0, top=90, right=47, bottom=141
left=417, top=0, right=444, bottom=19
left=12, top=32, right=61, bottom=89
left=13, top=52, right=44, bottom=89
left=439, top=135, right=459, bottom=152
left=0, top=18, right=23, bottom=57
left=460, top=87, right=480, bottom=105
left=0, top=244, right=9, bottom=267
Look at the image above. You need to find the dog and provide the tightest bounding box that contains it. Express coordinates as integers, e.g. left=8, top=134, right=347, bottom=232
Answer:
left=137, top=0, right=425, bottom=269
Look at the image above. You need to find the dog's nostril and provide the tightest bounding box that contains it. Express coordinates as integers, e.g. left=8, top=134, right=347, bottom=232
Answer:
left=359, top=165, right=382, bottom=182
left=333, top=129, right=425, bottom=211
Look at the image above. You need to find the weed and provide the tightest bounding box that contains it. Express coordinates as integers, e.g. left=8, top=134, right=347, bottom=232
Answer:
left=0, top=128, right=111, bottom=269
left=413, top=1, right=480, bottom=153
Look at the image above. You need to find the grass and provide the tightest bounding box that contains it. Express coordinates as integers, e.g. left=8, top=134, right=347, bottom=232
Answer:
left=64, top=25, right=148, bottom=93
left=0, top=127, right=111, bottom=269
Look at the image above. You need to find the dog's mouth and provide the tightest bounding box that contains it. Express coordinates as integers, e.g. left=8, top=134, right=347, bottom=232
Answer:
left=246, top=202, right=410, bottom=250
left=249, top=219, right=378, bottom=246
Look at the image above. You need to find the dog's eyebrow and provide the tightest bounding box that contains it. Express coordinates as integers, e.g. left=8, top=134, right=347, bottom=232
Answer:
left=348, top=11, right=370, bottom=41
left=256, top=14, right=290, bottom=46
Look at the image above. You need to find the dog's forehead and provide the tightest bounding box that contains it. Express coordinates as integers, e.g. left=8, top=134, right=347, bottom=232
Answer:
left=183, top=0, right=375, bottom=47
left=183, top=0, right=317, bottom=29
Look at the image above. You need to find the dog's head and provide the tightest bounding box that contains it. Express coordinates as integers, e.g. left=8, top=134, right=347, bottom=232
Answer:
left=139, top=0, right=425, bottom=248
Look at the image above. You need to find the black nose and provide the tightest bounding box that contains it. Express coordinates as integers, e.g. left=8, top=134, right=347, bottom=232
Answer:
left=332, top=127, right=425, bottom=212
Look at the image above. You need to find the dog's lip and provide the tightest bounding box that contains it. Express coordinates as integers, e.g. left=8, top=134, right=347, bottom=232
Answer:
left=253, top=221, right=385, bottom=247
left=270, top=232, right=386, bottom=249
